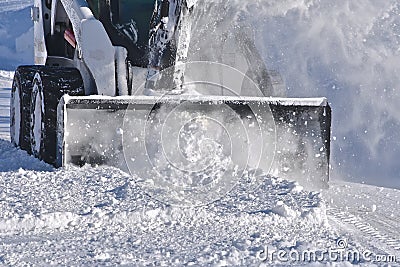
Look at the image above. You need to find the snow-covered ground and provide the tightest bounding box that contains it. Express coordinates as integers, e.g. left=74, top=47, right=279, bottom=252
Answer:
left=0, top=1, right=399, bottom=266
left=0, top=133, right=398, bottom=265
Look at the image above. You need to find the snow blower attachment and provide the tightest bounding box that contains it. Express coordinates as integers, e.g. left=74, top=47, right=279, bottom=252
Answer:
left=11, top=0, right=331, bottom=194
left=58, top=95, right=330, bottom=191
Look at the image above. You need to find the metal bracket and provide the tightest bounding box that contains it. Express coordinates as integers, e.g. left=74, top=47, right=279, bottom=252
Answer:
left=31, top=6, right=40, bottom=22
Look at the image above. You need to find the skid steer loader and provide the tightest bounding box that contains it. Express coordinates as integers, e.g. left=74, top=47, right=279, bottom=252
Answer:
left=10, top=0, right=331, bottom=196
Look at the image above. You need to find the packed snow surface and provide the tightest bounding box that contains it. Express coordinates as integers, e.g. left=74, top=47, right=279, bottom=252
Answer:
left=0, top=148, right=330, bottom=265
left=0, top=138, right=399, bottom=265
left=0, top=0, right=399, bottom=266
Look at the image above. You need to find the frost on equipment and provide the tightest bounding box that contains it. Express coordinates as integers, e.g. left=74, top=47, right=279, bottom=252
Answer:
left=10, top=0, right=331, bottom=189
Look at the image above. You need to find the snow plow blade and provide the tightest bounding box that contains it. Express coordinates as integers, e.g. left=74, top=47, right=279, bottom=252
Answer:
left=57, top=95, right=331, bottom=189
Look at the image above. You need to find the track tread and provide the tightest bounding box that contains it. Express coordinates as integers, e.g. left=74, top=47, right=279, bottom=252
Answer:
left=327, top=207, right=400, bottom=253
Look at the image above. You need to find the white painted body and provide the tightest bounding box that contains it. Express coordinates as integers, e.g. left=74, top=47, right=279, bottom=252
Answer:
left=33, top=0, right=116, bottom=96
left=33, top=0, right=47, bottom=65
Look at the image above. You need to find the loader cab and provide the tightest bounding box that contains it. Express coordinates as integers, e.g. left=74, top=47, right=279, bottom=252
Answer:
left=87, top=0, right=155, bottom=67
left=43, top=0, right=76, bottom=61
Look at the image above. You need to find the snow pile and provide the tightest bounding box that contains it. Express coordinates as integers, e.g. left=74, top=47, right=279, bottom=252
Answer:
left=0, top=6, right=33, bottom=70
left=0, top=0, right=32, bottom=13
left=0, top=71, right=13, bottom=88
left=0, top=140, right=52, bottom=171
left=0, top=138, right=331, bottom=265
left=15, top=26, right=33, bottom=55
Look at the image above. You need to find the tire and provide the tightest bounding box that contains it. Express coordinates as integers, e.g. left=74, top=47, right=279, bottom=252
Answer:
left=30, top=73, right=45, bottom=158
left=10, top=66, right=41, bottom=150
left=29, top=67, right=84, bottom=165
